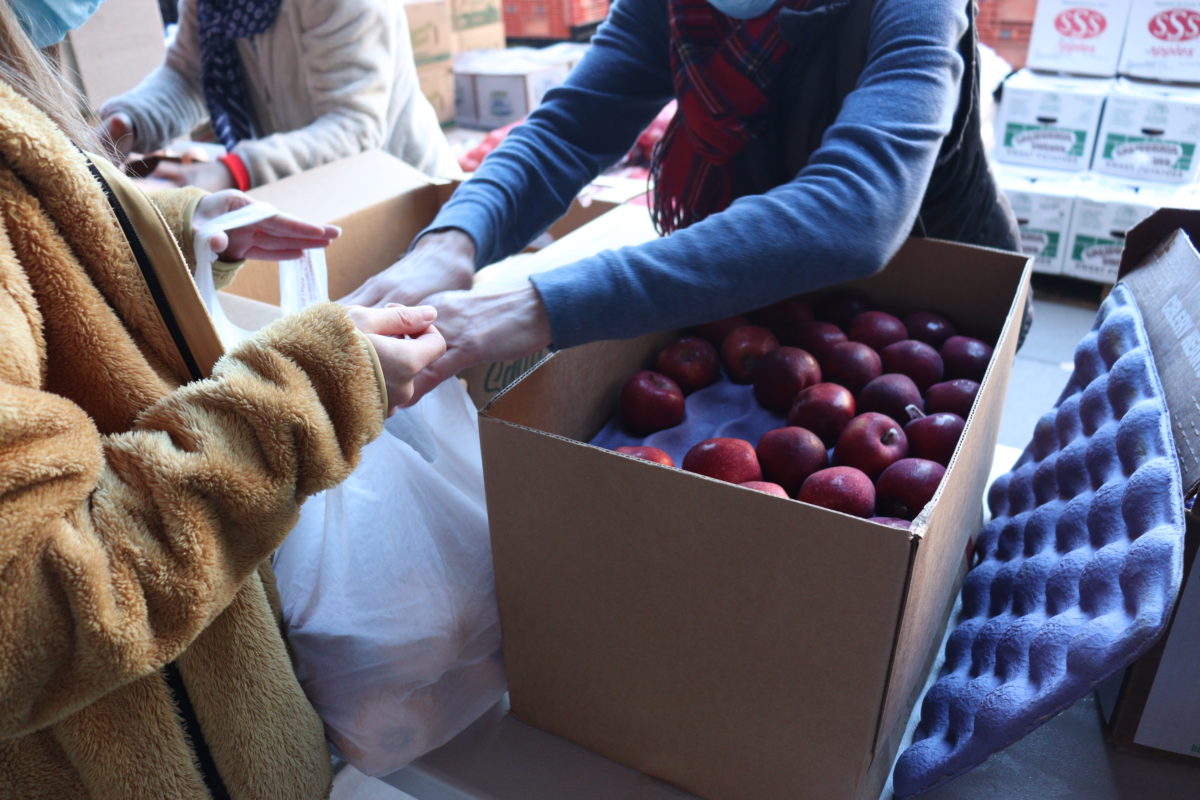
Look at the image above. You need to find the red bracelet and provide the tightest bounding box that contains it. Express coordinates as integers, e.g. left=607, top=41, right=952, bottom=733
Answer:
left=218, top=153, right=251, bottom=192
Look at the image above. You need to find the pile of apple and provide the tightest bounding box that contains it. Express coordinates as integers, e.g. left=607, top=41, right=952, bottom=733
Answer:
left=615, top=293, right=994, bottom=526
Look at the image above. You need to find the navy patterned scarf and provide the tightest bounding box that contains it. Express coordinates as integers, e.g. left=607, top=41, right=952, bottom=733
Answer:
left=196, top=0, right=284, bottom=150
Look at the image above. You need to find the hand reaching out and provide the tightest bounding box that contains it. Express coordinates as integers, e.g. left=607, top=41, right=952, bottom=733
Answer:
left=405, top=282, right=553, bottom=405
left=341, top=229, right=477, bottom=309
left=192, top=190, right=341, bottom=262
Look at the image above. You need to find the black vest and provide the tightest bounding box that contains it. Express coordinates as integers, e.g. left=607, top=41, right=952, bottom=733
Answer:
left=730, top=0, right=1020, bottom=252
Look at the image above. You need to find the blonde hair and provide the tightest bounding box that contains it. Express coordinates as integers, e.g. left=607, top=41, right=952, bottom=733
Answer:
left=0, top=2, right=104, bottom=154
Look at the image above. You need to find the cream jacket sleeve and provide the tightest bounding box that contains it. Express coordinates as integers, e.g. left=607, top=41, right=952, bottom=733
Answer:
left=230, top=0, right=401, bottom=184
left=99, top=0, right=209, bottom=153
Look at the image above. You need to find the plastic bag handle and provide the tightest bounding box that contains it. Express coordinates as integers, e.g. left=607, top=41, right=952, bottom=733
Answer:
left=194, top=202, right=329, bottom=348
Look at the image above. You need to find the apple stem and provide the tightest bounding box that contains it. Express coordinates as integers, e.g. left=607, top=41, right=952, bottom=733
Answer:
left=905, top=404, right=925, bottom=421
left=882, top=428, right=900, bottom=445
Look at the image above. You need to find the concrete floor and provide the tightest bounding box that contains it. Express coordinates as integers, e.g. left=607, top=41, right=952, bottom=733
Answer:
left=333, top=278, right=1200, bottom=800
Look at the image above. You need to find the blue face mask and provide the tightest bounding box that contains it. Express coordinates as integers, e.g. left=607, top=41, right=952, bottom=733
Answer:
left=706, top=0, right=781, bottom=20
left=10, top=0, right=106, bottom=48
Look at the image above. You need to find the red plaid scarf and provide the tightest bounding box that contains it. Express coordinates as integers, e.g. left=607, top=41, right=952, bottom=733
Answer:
left=651, top=0, right=810, bottom=234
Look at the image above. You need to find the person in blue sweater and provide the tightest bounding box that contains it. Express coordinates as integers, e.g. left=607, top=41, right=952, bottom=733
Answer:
left=345, top=0, right=1021, bottom=401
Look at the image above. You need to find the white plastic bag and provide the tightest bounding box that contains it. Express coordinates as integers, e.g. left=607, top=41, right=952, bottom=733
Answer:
left=272, top=378, right=504, bottom=775
left=195, top=208, right=504, bottom=774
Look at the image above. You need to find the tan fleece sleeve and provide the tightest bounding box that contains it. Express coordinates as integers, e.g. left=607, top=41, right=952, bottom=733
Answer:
left=0, top=301, right=386, bottom=738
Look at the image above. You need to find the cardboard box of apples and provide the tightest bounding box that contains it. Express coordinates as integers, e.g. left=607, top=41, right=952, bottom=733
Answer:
left=477, top=237, right=1032, bottom=800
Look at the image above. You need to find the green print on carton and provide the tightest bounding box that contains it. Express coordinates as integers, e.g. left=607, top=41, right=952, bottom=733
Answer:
left=1005, top=124, right=1087, bottom=158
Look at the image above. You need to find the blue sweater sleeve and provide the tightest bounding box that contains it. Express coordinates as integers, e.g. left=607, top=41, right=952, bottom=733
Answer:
left=428, top=0, right=674, bottom=266
left=436, top=0, right=969, bottom=349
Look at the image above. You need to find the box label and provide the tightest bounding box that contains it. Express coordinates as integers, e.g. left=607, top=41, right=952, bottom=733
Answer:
left=451, top=0, right=501, bottom=30
left=1101, top=134, right=1194, bottom=173
left=1004, top=124, right=1088, bottom=158
left=1022, top=228, right=1062, bottom=260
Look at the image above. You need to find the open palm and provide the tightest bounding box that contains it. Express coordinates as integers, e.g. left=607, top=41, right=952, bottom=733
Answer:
left=193, top=190, right=341, bottom=262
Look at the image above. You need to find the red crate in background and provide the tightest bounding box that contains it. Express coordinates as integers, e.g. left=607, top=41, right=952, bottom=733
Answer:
left=977, top=0, right=1036, bottom=69
left=503, top=0, right=609, bottom=40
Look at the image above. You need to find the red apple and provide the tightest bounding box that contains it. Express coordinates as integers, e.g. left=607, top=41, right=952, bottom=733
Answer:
left=848, top=311, right=908, bottom=351
left=786, top=320, right=847, bottom=357
left=875, top=458, right=946, bottom=520
left=655, top=336, right=721, bottom=394
left=904, top=412, right=965, bottom=466
left=904, top=310, right=957, bottom=346
left=817, top=292, right=872, bottom=327
left=788, top=382, right=856, bottom=447
left=620, top=370, right=685, bottom=435
left=750, top=295, right=813, bottom=336
left=752, top=347, right=821, bottom=412
left=756, top=426, right=828, bottom=495
left=721, top=325, right=780, bottom=383
left=834, top=412, right=908, bottom=480
left=857, top=373, right=924, bottom=425
left=924, top=379, right=980, bottom=419
left=683, top=438, right=762, bottom=484
left=690, top=314, right=749, bottom=348
left=940, top=335, right=993, bottom=381
left=798, top=466, right=876, bottom=517
left=740, top=480, right=790, bottom=498
left=870, top=516, right=912, bottom=529
left=880, top=339, right=944, bottom=391
left=819, top=341, right=882, bottom=394
left=615, top=445, right=676, bottom=467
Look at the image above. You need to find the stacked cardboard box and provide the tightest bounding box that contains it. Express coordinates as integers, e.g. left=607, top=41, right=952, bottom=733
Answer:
left=451, top=0, right=507, bottom=52
left=406, top=0, right=456, bottom=126
left=453, top=47, right=576, bottom=129
left=995, top=166, right=1080, bottom=274
left=993, top=0, right=1200, bottom=284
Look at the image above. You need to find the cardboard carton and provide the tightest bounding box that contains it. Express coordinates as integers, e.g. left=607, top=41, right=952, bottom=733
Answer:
left=1026, top=0, right=1133, bottom=77
left=452, top=22, right=507, bottom=53
left=405, top=0, right=454, bottom=67
left=1062, top=177, right=1179, bottom=284
left=1092, top=79, right=1200, bottom=185
left=418, top=60, right=457, bottom=125
left=226, top=149, right=643, bottom=404
left=1119, top=1, right=1200, bottom=85
left=478, top=239, right=1032, bottom=800
left=228, top=151, right=447, bottom=305
left=1096, top=211, right=1200, bottom=763
left=993, top=70, right=1112, bottom=172
left=996, top=165, right=1081, bottom=274
left=449, top=0, right=505, bottom=53
left=61, top=0, right=166, bottom=114
left=454, top=50, right=571, bottom=129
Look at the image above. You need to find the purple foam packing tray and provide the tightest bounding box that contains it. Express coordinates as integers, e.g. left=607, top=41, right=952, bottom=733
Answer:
left=894, top=284, right=1187, bottom=797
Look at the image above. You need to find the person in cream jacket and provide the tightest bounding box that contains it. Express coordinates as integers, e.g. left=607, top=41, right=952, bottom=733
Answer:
left=101, top=0, right=458, bottom=190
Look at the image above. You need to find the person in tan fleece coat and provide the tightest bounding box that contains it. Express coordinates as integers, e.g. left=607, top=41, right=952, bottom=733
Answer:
left=0, top=3, right=446, bottom=797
